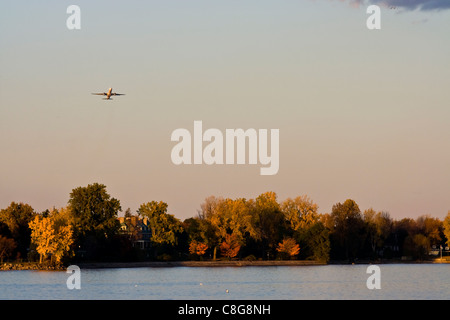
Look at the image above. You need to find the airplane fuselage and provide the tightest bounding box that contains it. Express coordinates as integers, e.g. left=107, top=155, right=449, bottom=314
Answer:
left=106, top=88, right=113, bottom=99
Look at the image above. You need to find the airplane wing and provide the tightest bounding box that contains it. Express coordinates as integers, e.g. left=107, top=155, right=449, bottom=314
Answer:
left=92, top=92, right=107, bottom=95
left=111, top=93, right=125, bottom=96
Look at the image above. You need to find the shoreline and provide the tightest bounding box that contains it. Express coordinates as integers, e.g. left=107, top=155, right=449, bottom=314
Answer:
left=76, top=258, right=450, bottom=269
left=0, top=262, right=66, bottom=271
left=0, top=260, right=325, bottom=270
left=2, top=258, right=448, bottom=271
left=77, top=260, right=325, bottom=269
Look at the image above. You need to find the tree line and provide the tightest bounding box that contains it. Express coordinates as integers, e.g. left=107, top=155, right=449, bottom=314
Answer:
left=1, top=182, right=450, bottom=264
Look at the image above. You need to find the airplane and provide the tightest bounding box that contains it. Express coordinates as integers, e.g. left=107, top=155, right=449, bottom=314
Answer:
left=91, top=88, right=125, bottom=100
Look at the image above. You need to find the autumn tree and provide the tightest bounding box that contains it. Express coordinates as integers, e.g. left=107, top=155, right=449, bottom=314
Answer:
left=220, top=234, right=241, bottom=259
left=183, top=217, right=218, bottom=257
left=29, top=208, right=74, bottom=263
left=48, top=207, right=75, bottom=262
left=276, top=238, right=300, bottom=260
left=200, top=196, right=258, bottom=260
left=281, top=195, right=319, bottom=232
left=280, top=195, right=329, bottom=261
left=29, top=215, right=54, bottom=263
left=189, top=240, right=208, bottom=258
left=211, top=198, right=259, bottom=241
left=416, top=215, right=443, bottom=247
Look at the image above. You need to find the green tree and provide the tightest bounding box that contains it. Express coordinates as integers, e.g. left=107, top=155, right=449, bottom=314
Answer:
left=0, top=202, right=35, bottom=260
left=0, top=235, right=17, bottom=263
left=138, top=201, right=183, bottom=246
left=329, top=199, right=365, bottom=261
left=363, top=209, right=392, bottom=258
left=68, top=183, right=121, bottom=258
left=300, top=221, right=330, bottom=262
left=253, top=192, right=287, bottom=259
left=183, top=217, right=217, bottom=256
left=393, top=218, right=418, bottom=257
left=404, top=234, right=430, bottom=260
left=444, top=211, right=450, bottom=248
left=124, top=208, right=133, bottom=218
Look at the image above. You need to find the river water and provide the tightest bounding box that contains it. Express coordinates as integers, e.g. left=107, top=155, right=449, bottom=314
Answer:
left=0, top=264, right=448, bottom=300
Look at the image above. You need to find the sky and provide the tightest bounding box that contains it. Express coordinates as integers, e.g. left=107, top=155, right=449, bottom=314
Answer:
left=0, top=1, right=449, bottom=220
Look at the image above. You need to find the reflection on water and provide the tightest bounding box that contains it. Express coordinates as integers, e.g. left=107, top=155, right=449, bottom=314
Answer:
left=0, top=264, right=449, bottom=300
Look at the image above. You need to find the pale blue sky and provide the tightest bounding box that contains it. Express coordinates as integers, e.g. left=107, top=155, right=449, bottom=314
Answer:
left=1, top=1, right=449, bottom=219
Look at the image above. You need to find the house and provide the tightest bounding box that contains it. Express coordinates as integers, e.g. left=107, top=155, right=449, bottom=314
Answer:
left=118, top=216, right=151, bottom=249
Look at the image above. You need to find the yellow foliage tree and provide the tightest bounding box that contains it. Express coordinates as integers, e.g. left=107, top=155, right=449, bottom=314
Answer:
left=29, top=208, right=74, bottom=264
left=202, top=196, right=258, bottom=260
left=281, top=195, right=319, bottom=231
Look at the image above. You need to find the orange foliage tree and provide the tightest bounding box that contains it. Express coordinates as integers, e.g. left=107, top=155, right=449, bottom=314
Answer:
left=220, top=234, right=241, bottom=259
left=276, top=237, right=300, bottom=259
left=189, top=240, right=209, bottom=256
